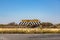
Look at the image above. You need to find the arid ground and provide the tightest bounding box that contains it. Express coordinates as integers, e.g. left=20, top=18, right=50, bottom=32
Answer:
left=0, top=34, right=60, bottom=40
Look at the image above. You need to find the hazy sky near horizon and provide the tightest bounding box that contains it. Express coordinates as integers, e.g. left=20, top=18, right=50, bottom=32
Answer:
left=0, top=0, right=60, bottom=24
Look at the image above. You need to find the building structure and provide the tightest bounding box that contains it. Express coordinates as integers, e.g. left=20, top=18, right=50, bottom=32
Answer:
left=19, top=19, right=41, bottom=28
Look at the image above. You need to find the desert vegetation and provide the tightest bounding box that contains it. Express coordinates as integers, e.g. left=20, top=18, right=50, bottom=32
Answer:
left=0, top=22, right=60, bottom=28
left=0, top=19, right=60, bottom=34
left=0, top=28, right=60, bottom=34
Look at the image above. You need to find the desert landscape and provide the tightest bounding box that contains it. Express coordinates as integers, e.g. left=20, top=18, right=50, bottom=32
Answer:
left=0, top=19, right=60, bottom=34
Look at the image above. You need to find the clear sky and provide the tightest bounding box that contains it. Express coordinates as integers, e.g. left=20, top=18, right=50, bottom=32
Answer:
left=0, top=0, right=60, bottom=24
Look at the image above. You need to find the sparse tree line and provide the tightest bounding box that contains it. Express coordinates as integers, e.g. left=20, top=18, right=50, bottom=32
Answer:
left=0, top=22, right=60, bottom=28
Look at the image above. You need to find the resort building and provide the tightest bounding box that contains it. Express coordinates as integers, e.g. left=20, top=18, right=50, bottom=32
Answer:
left=19, top=19, right=41, bottom=28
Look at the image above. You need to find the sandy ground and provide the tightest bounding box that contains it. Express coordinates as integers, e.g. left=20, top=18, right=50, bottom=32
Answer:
left=0, top=34, right=60, bottom=40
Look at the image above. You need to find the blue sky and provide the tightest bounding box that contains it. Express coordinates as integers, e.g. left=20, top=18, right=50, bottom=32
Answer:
left=0, top=0, right=60, bottom=24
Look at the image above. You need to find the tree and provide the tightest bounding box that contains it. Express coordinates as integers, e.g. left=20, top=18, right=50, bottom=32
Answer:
left=8, top=22, right=18, bottom=26
left=41, top=22, right=53, bottom=28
